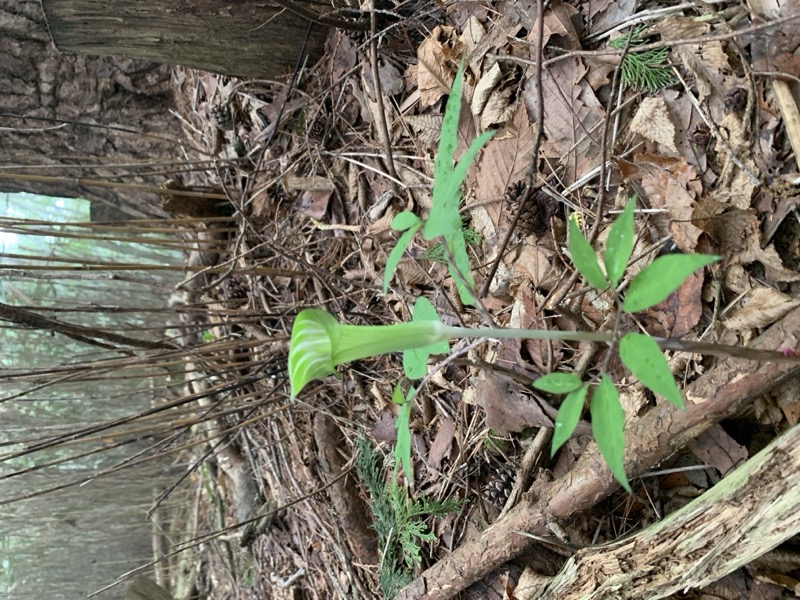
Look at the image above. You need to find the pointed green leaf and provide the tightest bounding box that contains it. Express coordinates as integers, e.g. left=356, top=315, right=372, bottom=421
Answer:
left=619, top=333, right=684, bottom=409
left=590, top=375, right=631, bottom=492
left=392, top=210, right=421, bottom=231
left=403, top=297, right=450, bottom=379
left=449, top=229, right=476, bottom=305
left=551, top=384, right=588, bottom=456
left=568, top=215, right=608, bottom=290
left=623, top=254, right=720, bottom=313
left=383, top=220, right=422, bottom=295
left=426, top=62, right=465, bottom=241
left=533, top=372, right=583, bottom=394
left=604, top=200, right=635, bottom=288
left=394, top=385, right=415, bottom=481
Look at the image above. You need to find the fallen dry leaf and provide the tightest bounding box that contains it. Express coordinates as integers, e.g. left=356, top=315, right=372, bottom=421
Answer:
left=417, top=26, right=459, bottom=106
left=698, top=207, right=800, bottom=283
left=621, top=153, right=704, bottom=252
left=404, top=113, right=442, bottom=147
left=723, top=286, right=800, bottom=331
left=298, top=189, right=333, bottom=220
left=473, top=103, right=535, bottom=221
left=535, top=57, right=605, bottom=184
left=638, top=270, right=705, bottom=338
left=428, top=417, right=456, bottom=469
left=582, top=0, right=637, bottom=33
left=629, top=97, right=678, bottom=154
left=458, top=15, right=485, bottom=54
left=474, top=370, right=553, bottom=435
left=371, top=411, right=397, bottom=442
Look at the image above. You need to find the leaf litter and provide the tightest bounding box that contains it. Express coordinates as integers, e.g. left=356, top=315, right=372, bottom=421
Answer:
left=179, top=0, right=800, bottom=597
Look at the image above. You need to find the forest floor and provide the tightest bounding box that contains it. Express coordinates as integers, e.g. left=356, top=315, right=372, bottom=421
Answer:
left=164, top=1, right=800, bottom=598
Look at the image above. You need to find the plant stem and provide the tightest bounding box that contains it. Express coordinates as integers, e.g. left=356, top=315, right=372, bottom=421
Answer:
left=441, top=326, right=613, bottom=344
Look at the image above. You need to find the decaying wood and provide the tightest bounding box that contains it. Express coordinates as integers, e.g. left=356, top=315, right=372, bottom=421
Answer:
left=540, top=419, right=800, bottom=598
left=40, top=0, right=327, bottom=79
left=396, top=306, right=800, bottom=600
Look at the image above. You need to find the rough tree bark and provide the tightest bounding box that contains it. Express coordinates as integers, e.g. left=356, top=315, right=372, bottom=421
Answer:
left=540, top=420, right=800, bottom=598
left=39, top=0, right=328, bottom=79
left=1, top=1, right=180, bottom=217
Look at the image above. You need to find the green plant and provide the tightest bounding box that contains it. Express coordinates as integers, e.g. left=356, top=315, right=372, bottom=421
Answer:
left=288, top=58, right=799, bottom=492
left=609, top=27, right=676, bottom=92
left=383, top=61, right=494, bottom=305
left=288, top=202, right=724, bottom=489
left=355, top=436, right=461, bottom=599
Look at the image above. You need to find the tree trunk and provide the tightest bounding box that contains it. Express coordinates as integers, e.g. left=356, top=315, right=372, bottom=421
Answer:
left=40, top=0, right=328, bottom=79
left=1, top=1, right=188, bottom=217
left=540, top=420, right=800, bottom=598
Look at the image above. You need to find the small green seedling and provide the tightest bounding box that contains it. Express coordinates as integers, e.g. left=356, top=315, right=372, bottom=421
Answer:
left=383, top=60, right=494, bottom=305
left=609, top=27, right=676, bottom=92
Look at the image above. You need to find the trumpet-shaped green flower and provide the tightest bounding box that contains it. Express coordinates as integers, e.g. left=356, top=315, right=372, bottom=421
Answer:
left=289, top=308, right=454, bottom=399
left=288, top=304, right=615, bottom=400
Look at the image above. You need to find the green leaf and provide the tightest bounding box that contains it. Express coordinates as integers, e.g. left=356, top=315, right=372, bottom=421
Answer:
left=403, top=297, right=450, bottom=379
left=427, top=130, right=495, bottom=237
left=619, top=333, right=684, bottom=409
left=426, top=62, right=465, bottom=241
left=394, top=385, right=415, bottom=481
left=590, top=375, right=630, bottom=492
left=604, top=200, right=635, bottom=288
left=392, top=211, right=421, bottom=231
left=551, top=384, right=588, bottom=456
left=533, top=372, right=583, bottom=394
left=448, top=229, right=476, bottom=305
left=623, top=254, right=719, bottom=313
left=383, top=220, right=422, bottom=295
left=568, top=215, right=608, bottom=290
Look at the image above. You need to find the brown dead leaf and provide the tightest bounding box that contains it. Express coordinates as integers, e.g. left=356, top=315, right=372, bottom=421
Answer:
left=298, top=189, right=333, bottom=220
left=471, top=62, right=503, bottom=121
left=417, top=26, right=459, bottom=106
left=750, top=0, right=800, bottom=76
left=512, top=285, right=563, bottom=372
left=478, top=65, right=521, bottom=130
left=724, top=286, right=800, bottom=331
left=540, top=0, right=581, bottom=49
left=629, top=97, right=678, bottom=153
left=638, top=270, right=705, bottom=338
left=716, top=113, right=756, bottom=209
left=428, top=417, right=456, bottom=469
left=775, top=377, right=800, bottom=426
left=473, top=104, right=534, bottom=220
left=535, top=57, right=605, bottom=184
left=622, top=153, right=704, bottom=252
left=699, top=208, right=800, bottom=283
left=371, top=411, right=397, bottom=442
left=459, top=15, right=485, bottom=54
left=582, top=0, right=637, bottom=34
left=509, top=239, right=558, bottom=291
left=687, top=423, right=747, bottom=477
left=474, top=370, right=553, bottom=435
left=404, top=113, right=442, bottom=147
left=330, top=31, right=358, bottom=83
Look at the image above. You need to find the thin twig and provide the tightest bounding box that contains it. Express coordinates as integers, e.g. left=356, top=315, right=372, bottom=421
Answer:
left=370, top=0, right=399, bottom=183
